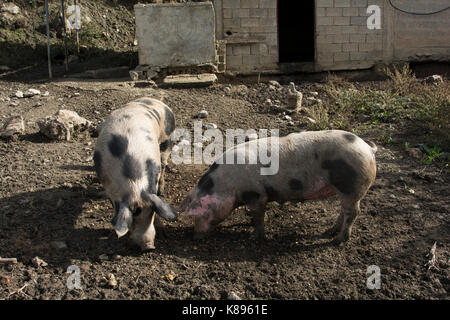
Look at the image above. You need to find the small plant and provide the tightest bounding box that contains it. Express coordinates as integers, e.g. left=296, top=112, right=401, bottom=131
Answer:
left=422, top=145, right=444, bottom=165
left=384, top=64, right=416, bottom=96
left=404, top=142, right=411, bottom=149
left=306, top=102, right=331, bottom=131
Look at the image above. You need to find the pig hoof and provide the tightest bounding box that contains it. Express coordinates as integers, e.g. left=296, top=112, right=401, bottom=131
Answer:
left=322, top=228, right=339, bottom=239
left=140, top=243, right=156, bottom=251
left=331, top=237, right=348, bottom=246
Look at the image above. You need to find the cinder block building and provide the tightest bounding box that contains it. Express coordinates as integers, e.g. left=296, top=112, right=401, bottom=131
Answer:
left=214, top=0, right=450, bottom=73
left=135, top=1, right=450, bottom=74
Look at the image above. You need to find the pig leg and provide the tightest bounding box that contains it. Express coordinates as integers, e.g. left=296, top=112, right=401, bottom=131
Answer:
left=322, top=211, right=344, bottom=238
left=249, top=202, right=267, bottom=240
left=332, top=199, right=361, bottom=244
left=158, top=140, right=172, bottom=196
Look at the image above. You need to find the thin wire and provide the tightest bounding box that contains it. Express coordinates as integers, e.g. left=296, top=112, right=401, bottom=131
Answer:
left=388, top=0, right=450, bottom=15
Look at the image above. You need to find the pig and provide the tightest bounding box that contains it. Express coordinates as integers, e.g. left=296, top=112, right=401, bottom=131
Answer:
left=180, top=130, right=377, bottom=244
left=94, top=97, right=177, bottom=250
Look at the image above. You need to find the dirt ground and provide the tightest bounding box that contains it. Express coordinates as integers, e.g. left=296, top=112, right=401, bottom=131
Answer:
left=0, top=73, right=448, bottom=300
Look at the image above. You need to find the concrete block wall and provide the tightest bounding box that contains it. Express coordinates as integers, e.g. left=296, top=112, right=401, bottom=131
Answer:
left=316, top=0, right=384, bottom=71
left=216, top=0, right=278, bottom=72
left=390, top=0, right=450, bottom=62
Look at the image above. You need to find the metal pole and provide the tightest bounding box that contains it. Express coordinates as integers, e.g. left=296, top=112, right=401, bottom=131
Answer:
left=45, top=0, right=52, bottom=79
left=61, top=0, right=68, bottom=72
left=75, top=0, right=80, bottom=54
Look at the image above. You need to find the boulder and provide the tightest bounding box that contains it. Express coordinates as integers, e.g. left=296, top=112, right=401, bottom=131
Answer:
left=37, top=110, right=93, bottom=141
left=0, top=114, right=25, bottom=139
left=423, top=75, right=444, bottom=85
left=1, top=3, right=20, bottom=15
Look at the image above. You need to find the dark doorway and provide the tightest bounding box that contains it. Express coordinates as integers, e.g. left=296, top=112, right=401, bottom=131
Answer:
left=278, top=1, right=315, bottom=63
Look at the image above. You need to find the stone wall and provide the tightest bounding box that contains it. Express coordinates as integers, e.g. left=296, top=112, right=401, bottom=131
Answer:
left=214, top=0, right=278, bottom=72
left=133, top=1, right=450, bottom=73
left=389, top=0, right=450, bottom=62
left=316, top=0, right=384, bottom=71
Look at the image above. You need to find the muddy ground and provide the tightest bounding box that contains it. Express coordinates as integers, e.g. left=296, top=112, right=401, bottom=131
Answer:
left=0, top=74, right=448, bottom=300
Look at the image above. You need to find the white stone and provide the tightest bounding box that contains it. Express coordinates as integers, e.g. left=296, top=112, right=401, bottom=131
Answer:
left=197, top=110, right=209, bottom=119
left=205, top=123, right=217, bottom=129
left=1, top=3, right=20, bottom=15
left=24, top=88, right=40, bottom=97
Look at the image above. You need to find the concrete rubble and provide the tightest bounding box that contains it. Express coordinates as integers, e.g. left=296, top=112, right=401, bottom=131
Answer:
left=37, top=110, right=93, bottom=141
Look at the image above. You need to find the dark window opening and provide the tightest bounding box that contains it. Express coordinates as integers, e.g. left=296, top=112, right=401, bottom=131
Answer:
left=278, top=1, right=315, bottom=63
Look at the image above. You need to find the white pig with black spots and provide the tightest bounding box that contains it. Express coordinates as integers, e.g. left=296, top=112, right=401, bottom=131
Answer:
left=94, top=97, right=177, bottom=250
left=180, top=130, right=377, bottom=245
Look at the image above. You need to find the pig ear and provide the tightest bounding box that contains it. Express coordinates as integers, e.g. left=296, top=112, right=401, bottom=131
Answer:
left=147, top=193, right=178, bottom=222
left=112, top=203, right=133, bottom=238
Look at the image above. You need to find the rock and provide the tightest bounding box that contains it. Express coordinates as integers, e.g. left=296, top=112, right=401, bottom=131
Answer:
left=0, top=4, right=26, bottom=29
left=287, top=121, right=295, bottom=126
left=227, top=291, right=242, bottom=300
left=268, top=80, right=281, bottom=88
left=205, top=123, right=217, bottom=130
left=99, top=254, right=109, bottom=261
left=196, top=110, right=209, bottom=119
left=42, top=91, right=50, bottom=97
left=51, top=241, right=67, bottom=250
left=423, top=75, right=443, bottom=85
left=222, top=85, right=232, bottom=94
left=406, top=148, right=422, bottom=160
left=24, top=89, right=40, bottom=97
left=0, top=115, right=24, bottom=139
left=129, top=71, right=140, bottom=81
left=283, top=115, right=292, bottom=121
left=14, top=90, right=23, bottom=98
left=37, top=110, right=93, bottom=141
left=162, top=73, right=218, bottom=88
left=286, top=82, right=303, bottom=113
left=107, top=273, right=117, bottom=287
left=32, top=256, right=48, bottom=268
left=1, top=3, right=20, bottom=15
left=0, top=65, right=11, bottom=71
left=310, top=91, right=319, bottom=96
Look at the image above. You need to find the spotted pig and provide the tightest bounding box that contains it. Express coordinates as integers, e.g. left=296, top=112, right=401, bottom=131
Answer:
left=94, top=97, right=177, bottom=250
left=180, top=130, right=377, bottom=244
